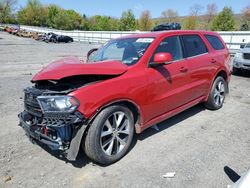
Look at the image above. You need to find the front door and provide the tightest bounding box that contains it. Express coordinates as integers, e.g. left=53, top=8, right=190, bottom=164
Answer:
left=144, top=36, right=191, bottom=123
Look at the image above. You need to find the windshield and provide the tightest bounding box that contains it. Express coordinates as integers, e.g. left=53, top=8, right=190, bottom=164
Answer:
left=90, top=37, right=154, bottom=65
left=245, top=43, right=250, bottom=48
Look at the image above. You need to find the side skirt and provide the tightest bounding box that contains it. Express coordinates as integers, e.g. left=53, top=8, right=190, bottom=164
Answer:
left=135, top=96, right=205, bottom=133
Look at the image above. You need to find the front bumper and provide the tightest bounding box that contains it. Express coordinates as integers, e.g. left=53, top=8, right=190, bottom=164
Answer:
left=233, top=58, right=250, bottom=70
left=18, top=111, right=62, bottom=149
left=18, top=110, right=88, bottom=161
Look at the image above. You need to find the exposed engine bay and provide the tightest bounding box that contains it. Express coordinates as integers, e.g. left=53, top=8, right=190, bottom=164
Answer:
left=34, top=74, right=115, bottom=92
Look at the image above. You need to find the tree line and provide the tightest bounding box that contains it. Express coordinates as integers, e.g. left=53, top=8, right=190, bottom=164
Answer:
left=0, top=0, right=250, bottom=31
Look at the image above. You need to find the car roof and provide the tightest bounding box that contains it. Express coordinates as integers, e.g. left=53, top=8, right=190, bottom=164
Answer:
left=119, top=30, right=219, bottom=39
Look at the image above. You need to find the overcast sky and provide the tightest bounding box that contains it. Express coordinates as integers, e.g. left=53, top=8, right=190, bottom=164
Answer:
left=18, top=0, right=250, bottom=18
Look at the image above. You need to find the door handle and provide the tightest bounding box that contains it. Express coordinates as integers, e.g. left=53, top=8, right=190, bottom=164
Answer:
left=180, top=67, right=188, bottom=72
left=211, top=59, right=217, bottom=63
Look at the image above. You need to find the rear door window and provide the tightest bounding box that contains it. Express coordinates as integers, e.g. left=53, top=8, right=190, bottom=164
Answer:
left=205, top=35, right=225, bottom=50
left=182, top=35, right=208, bottom=58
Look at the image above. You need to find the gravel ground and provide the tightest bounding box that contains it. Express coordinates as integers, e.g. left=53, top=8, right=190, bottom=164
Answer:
left=0, top=31, right=249, bottom=188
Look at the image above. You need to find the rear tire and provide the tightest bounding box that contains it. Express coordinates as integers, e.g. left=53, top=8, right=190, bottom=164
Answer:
left=84, top=105, right=134, bottom=165
left=204, top=76, right=227, bottom=110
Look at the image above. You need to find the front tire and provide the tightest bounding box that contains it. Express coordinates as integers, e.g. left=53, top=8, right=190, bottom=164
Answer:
left=204, top=76, right=227, bottom=110
left=84, top=105, right=134, bottom=165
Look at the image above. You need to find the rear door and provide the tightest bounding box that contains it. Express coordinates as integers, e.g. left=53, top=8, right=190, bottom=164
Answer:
left=204, top=34, right=230, bottom=76
left=144, top=36, right=191, bottom=121
left=181, top=34, right=213, bottom=100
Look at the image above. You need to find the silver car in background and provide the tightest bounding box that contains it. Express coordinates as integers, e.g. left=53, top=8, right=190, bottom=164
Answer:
left=233, top=43, right=250, bottom=74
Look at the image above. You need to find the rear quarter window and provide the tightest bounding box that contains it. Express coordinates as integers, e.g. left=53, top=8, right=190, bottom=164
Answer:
left=182, top=35, right=208, bottom=58
left=205, top=35, right=225, bottom=50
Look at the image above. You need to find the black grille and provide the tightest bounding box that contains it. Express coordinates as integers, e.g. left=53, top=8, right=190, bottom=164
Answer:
left=24, top=88, right=43, bottom=117
left=243, top=53, right=250, bottom=60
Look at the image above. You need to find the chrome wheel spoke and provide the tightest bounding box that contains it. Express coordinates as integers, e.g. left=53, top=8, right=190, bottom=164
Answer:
left=105, top=119, right=113, bottom=130
left=105, top=138, right=114, bottom=155
left=114, top=138, right=119, bottom=153
left=215, top=95, right=220, bottom=105
left=118, top=129, right=129, bottom=135
left=214, top=91, right=218, bottom=98
left=116, top=136, right=126, bottom=151
left=118, top=119, right=128, bottom=131
left=218, top=81, right=222, bottom=91
left=102, top=137, right=113, bottom=148
left=220, top=84, right=225, bottom=93
left=101, top=130, right=113, bottom=138
left=219, top=94, right=224, bottom=104
left=116, top=112, right=125, bottom=128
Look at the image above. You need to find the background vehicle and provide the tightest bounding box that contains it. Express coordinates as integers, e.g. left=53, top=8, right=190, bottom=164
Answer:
left=151, top=22, right=181, bottom=31
left=19, top=30, right=231, bottom=165
left=40, top=32, right=73, bottom=43
left=233, top=43, right=250, bottom=74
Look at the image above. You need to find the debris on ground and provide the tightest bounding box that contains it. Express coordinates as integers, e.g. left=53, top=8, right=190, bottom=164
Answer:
left=3, top=175, right=12, bottom=183
left=162, top=172, right=176, bottom=178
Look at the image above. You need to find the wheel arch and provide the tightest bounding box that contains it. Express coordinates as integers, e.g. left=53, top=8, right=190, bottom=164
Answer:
left=206, top=69, right=229, bottom=101
left=214, top=69, right=229, bottom=93
left=216, top=69, right=228, bottom=83
left=88, top=99, right=143, bottom=131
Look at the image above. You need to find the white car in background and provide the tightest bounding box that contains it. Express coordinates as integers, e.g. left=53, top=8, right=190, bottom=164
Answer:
left=233, top=43, right=250, bottom=74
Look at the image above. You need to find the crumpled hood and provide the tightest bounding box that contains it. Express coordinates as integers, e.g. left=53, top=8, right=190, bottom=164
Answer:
left=32, top=56, right=128, bottom=82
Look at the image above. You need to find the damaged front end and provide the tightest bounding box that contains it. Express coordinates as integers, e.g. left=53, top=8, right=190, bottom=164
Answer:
left=18, top=84, right=88, bottom=161
left=18, top=57, right=128, bottom=161
left=18, top=75, right=111, bottom=161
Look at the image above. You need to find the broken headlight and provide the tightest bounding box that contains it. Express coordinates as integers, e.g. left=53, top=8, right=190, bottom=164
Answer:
left=37, top=96, right=79, bottom=113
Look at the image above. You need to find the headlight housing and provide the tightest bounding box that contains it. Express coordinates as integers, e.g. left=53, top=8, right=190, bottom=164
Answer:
left=235, top=52, right=242, bottom=58
left=37, top=96, right=79, bottom=114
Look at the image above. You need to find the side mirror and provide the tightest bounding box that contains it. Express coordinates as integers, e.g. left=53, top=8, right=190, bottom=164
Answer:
left=151, top=52, right=173, bottom=67
left=240, top=44, right=245, bottom=49
left=87, top=48, right=98, bottom=62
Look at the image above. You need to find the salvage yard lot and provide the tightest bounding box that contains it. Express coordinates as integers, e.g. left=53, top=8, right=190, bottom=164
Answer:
left=0, top=31, right=250, bottom=188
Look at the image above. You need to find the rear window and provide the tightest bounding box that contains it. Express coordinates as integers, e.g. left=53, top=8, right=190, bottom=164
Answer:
left=182, top=35, right=208, bottom=58
left=205, top=35, right=225, bottom=50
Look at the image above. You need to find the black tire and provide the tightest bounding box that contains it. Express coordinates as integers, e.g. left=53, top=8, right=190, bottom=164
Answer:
left=84, top=105, right=134, bottom=165
left=204, top=76, right=227, bottom=110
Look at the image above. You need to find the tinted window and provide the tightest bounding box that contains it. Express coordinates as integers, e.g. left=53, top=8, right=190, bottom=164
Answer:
left=151, top=36, right=183, bottom=62
left=182, top=35, right=208, bottom=57
left=245, top=43, right=250, bottom=48
left=205, top=35, right=225, bottom=50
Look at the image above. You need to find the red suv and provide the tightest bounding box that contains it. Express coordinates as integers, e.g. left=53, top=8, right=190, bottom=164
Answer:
left=19, top=30, right=231, bottom=165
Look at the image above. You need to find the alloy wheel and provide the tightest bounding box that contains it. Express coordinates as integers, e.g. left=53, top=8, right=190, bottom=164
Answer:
left=214, top=81, right=225, bottom=106
left=100, top=111, right=130, bottom=156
